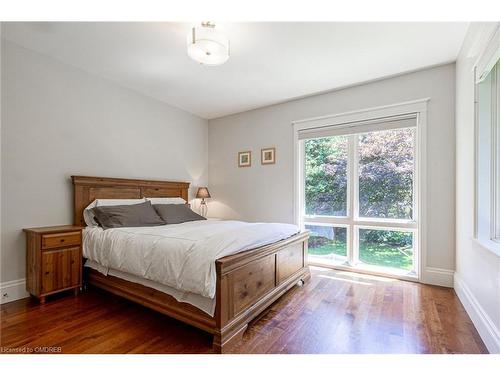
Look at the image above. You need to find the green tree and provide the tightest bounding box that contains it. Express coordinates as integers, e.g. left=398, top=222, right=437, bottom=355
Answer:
left=305, top=136, right=347, bottom=216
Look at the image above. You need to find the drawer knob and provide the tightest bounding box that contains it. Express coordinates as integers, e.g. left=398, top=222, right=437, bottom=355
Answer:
left=45, top=271, right=50, bottom=275
left=60, top=239, right=65, bottom=242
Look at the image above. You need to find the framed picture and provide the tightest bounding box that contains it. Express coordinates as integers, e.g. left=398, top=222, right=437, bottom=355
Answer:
left=238, top=151, right=251, bottom=167
left=261, top=147, right=276, bottom=165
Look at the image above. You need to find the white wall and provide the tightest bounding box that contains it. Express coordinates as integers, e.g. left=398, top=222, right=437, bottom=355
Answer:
left=0, top=40, right=208, bottom=291
left=454, top=23, right=500, bottom=354
left=208, top=64, right=456, bottom=285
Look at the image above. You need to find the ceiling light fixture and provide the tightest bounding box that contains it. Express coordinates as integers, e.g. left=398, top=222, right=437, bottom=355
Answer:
left=187, top=22, right=229, bottom=66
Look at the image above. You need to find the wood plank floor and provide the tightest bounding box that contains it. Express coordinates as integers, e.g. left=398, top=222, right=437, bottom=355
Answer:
left=0, top=267, right=487, bottom=354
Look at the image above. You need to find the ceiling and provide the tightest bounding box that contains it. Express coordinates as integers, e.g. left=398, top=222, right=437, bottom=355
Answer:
left=2, top=22, right=469, bottom=119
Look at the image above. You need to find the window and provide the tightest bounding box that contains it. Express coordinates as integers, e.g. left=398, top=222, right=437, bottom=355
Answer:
left=297, top=112, right=420, bottom=277
left=476, top=58, right=500, bottom=250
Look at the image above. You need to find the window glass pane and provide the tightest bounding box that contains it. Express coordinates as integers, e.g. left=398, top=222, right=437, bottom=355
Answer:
left=358, top=228, right=413, bottom=271
left=306, top=224, right=347, bottom=264
left=477, top=64, right=494, bottom=241
left=305, top=136, right=348, bottom=216
left=358, top=128, right=415, bottom=220
left=496, top=62, right=500, bottom=240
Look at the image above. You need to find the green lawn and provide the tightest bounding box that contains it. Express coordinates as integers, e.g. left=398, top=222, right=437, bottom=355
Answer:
left=308, top=238, right=413, bottom=270
left=309, top=242, right=347, bottom=257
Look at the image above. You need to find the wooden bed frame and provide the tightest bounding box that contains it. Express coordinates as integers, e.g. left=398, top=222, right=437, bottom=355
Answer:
left=72, top=175, right=310, bottom=353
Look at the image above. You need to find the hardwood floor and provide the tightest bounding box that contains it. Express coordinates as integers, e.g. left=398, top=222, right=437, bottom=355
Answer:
left=0, top=267, right=487, bottom=354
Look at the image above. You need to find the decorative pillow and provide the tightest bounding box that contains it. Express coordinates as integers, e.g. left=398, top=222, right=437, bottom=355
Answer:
left=92, top=201, right=166, bottom=230
left=153, top=204, right=206, bottom=224
left=145, top=197, right=187, bottom=205
left=83, top=198, right=146, bottom=227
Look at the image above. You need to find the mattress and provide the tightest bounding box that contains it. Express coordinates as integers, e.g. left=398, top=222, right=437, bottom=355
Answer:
left=83, top=219, right=299, bottom=303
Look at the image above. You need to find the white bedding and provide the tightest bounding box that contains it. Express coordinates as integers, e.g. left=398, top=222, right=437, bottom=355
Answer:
left=83, top=220, right=299, bottom=299
left=85, top=259, right=216, bottom=316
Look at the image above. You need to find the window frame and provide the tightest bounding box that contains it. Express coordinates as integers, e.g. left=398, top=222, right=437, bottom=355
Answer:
left=302, top=126, right=418, bottom=272
left=293, top=99, right=428, bottom=280
left=474, top=30, right=500, bottom=254
left=474, top=60, right=500, bottom=251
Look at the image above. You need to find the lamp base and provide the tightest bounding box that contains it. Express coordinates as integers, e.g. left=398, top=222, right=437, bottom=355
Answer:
left=200, top=200, right=208, bottom=217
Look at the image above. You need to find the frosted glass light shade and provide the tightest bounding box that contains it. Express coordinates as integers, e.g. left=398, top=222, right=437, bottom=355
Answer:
left=187, top=23, right=229, bottom=66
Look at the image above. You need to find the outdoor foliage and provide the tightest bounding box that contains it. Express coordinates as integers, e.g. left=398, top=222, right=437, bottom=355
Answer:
left=359, top=229, right=413, bottom=270
left=304, top=128, right=415, bottom=267
left=304, top=136, right=348, bottom=216
left=358, top=129, right=414, bottom=220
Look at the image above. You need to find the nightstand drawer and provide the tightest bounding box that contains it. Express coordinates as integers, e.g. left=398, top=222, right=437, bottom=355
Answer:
left=41, top=247, right=81, bottom=294
left=41, top=231, right=81, bottom=249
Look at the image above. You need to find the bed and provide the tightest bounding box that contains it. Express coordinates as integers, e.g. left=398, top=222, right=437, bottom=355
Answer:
left=72, top=175, right=310, bottom=353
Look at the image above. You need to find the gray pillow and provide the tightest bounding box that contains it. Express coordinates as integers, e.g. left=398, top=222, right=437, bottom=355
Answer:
left=153, top=204, right=206, bottom=224
left=92, top=201, right=166, bottom=230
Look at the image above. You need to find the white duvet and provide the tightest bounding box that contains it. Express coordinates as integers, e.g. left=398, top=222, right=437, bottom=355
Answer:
left=83, top=220, right=299, bottom=299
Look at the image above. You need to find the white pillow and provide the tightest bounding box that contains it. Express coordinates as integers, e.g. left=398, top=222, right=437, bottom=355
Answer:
left=83, top=200, right=99, bottom=227
left=96, top=198, right=146, bottom=206
left=83, top=198, right=146, bottom=227
left=145, top=197, right=186, bottom=205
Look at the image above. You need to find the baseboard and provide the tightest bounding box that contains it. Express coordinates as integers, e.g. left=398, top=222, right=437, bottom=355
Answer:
left=421, top=266, right=454, bottom=287
left=0, top=278, right=29, bottom=304
left=454, top=272, right=500, bottom=353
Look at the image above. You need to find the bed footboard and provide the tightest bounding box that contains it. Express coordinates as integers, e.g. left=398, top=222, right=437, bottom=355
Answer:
left=213, top=231, right=310, bottom=353
left=85, top=232, right=309, bottom=354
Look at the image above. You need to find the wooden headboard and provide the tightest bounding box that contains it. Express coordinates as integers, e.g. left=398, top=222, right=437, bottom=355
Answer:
left=72, top=176, right=190, bottom=226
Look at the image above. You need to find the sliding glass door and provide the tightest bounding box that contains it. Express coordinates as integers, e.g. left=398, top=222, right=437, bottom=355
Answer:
left=300, top=118, right=418, bottom=278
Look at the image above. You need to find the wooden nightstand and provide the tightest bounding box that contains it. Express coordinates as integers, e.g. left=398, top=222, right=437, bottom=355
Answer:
left=23, top=225, right=84, bottom=303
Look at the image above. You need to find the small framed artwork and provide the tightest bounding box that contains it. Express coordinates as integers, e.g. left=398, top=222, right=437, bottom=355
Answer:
left=238, top=151, right=252, bottom=167
left=261, top=147, right=276, bottom=165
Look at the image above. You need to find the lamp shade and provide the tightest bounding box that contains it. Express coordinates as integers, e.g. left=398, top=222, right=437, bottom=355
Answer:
left=196, top=187, right=211, bottom=199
